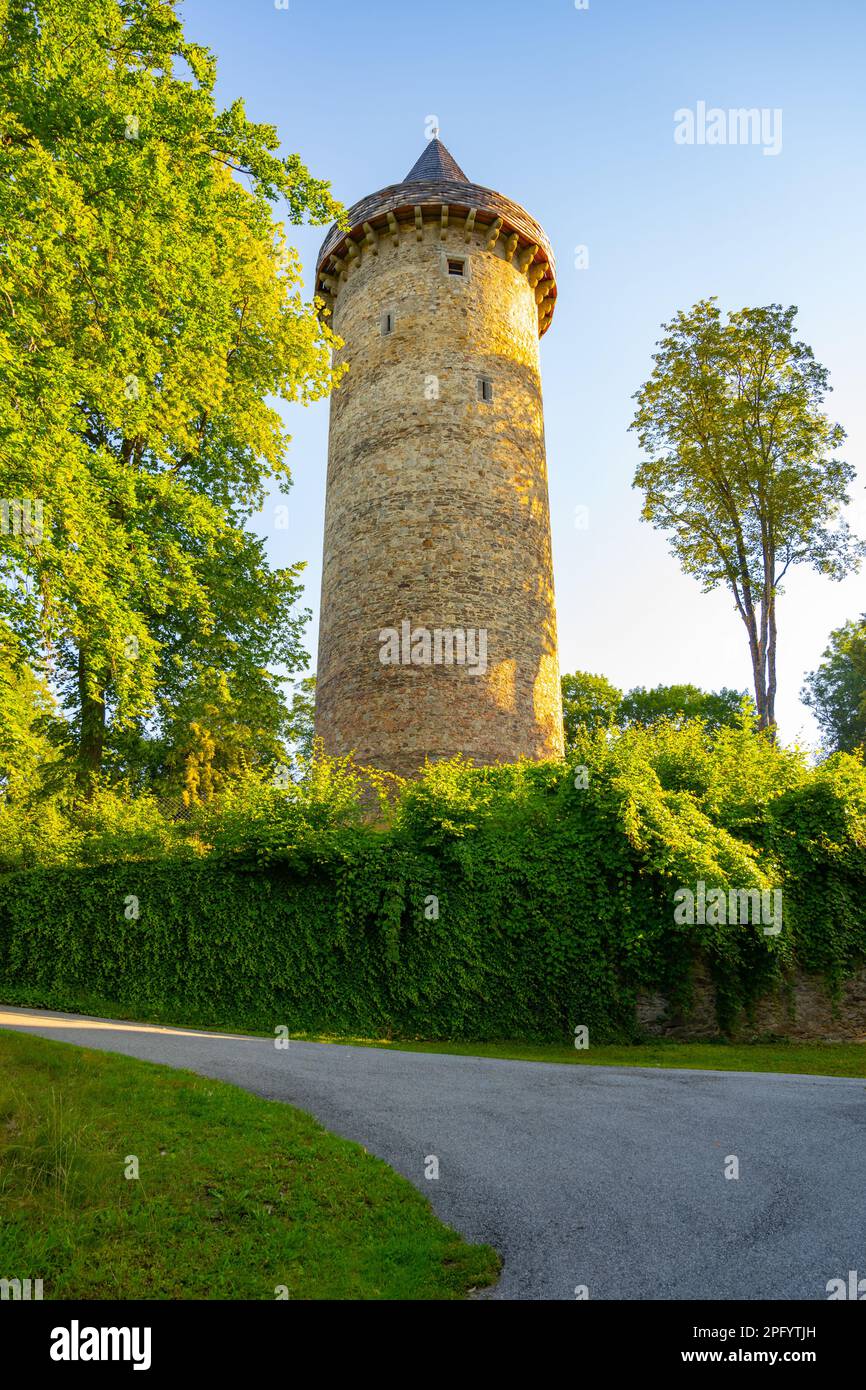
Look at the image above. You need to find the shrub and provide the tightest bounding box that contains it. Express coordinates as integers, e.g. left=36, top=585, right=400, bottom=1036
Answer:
left=0, top=732, right=863, bottom=1041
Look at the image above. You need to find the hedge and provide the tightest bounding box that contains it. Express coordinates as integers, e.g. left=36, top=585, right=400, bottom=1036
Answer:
left=1, top=729, right=864, bottom=1041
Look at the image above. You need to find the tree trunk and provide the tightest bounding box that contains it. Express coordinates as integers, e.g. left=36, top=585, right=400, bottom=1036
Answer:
left=766, top=589, right=778, bottom=739
left=740, top=601, right=768, bottom=729
left=77, top=645, right=105, bottom=793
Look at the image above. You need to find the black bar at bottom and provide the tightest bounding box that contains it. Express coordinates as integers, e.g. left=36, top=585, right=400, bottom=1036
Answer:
left=1, top=1298, right=859, bottom=1375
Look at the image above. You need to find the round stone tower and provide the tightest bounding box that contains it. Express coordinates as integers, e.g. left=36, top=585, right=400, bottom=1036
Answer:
left=313, top=138, right=564, bottom=777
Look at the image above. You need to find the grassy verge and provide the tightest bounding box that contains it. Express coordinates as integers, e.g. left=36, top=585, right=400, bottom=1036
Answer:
left=2, top=985, right=864, bottom=1077
left=0, top=1031, right=499, bottom=1299
left=313, top=1036, right=866, bottom=1078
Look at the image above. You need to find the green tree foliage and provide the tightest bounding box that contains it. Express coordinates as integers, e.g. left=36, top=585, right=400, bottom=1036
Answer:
left=2, top=732, right=864, bottom=1040
left=561, top=670, right=750, bottom=747
left=0, top=0, right=344, bottom=790
left=631, top=300, right=863, bottom=734
left=286, top=674, right=316, bottom=766
left=618, top=683, right=748, bottom=733
left=0, top=623, right=58, bottom=798
left=561, top=671, right=622, bottom=742
left=801, top=616, right=866, bottom=754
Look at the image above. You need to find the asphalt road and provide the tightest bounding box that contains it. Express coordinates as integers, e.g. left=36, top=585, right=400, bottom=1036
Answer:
left=1, top=1006, right=863, bottom=1300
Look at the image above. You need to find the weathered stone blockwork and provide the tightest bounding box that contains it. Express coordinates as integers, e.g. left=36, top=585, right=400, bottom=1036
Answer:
left=314, top=143, right=564, bottom=777
left=637, top=958, right=866, bottom=1041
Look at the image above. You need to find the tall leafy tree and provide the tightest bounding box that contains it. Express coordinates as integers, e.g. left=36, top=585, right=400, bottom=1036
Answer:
left=561, top=669, right=749, bottom=749
left=618, top=683, right=747, bottom=733
left=801, top=617, right=866, bottom=753
left=630, top=300, right=863, bottom=734
left=561, top=671, right=623, bottom=746
left=0, top=0, right=343, bottom=790
left=286, top=674, right=316, bottom=765
left=0, top=622, right=58, bottom=798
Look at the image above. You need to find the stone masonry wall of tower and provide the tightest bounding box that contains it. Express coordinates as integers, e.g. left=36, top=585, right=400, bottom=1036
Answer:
left=314, top=144, right=565, bottom=778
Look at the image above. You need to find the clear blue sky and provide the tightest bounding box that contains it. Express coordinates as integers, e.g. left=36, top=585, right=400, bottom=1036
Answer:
left=184, top=0, right=866, bottom=745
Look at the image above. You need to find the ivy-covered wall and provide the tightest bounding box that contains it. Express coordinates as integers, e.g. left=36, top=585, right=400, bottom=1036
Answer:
left=1, top=728, right=864, bottom=1042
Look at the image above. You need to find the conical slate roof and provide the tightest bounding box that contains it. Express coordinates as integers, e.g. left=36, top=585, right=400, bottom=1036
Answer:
left=315, top=135, right=558, bottom=336
left=402, top=138, right=469, bottom=185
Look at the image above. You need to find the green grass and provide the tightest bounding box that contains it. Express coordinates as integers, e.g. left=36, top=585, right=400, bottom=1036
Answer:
left=3, top=984, right=864, bottom=1078
left=0, top=1031, right=500, bottom=1300
left=314, top=1036, right=866, bottom=1078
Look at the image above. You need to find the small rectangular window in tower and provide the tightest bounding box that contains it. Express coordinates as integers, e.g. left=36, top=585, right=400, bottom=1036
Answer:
left=478, top=377, right=494, bottom=404
left=447, top=258, right=466, bottom=277
left=381, top=311, right=395, bottom=336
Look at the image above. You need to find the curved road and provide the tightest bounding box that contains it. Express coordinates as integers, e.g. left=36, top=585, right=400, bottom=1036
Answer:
left=1, top=1006, right=863, bottom=1300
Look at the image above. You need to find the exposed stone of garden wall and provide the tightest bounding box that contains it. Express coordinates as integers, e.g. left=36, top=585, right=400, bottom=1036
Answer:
left=637, top=957, right=866, bottom=1041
